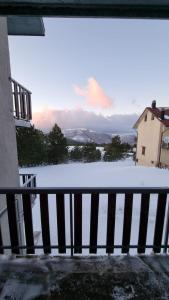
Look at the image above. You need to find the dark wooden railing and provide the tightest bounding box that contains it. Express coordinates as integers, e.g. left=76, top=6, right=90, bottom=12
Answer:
left=0, top=187, right=169, bottom=255
left=0, top=174, right=36, bottom=219
left=10, top=77, right=32, bottom=121
left=20, top=174, right=36, bottom=188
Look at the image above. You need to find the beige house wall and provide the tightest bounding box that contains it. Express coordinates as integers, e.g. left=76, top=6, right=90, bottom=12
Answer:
left=136, top=109, right=162, bottom=167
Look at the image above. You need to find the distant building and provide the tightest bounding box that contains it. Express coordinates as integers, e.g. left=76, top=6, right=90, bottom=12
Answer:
left=133, top=101, right=169, bottom=167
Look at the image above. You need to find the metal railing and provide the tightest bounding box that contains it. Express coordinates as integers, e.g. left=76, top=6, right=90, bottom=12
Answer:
left=0, top=174, right=36, bottom=219
left=0, top=187, right=169, bottom=256
left=10, top=77, right=32, bottom=121
left=19, top=174, right=37, bottom=204
left=20, top=174, right=36, bottom=188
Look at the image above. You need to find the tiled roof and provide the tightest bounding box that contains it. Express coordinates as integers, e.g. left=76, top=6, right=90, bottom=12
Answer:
left=148, top=107, right=169, bottom=127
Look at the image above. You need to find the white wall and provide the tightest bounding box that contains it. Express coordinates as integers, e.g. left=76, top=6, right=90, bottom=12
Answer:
left=0, top=17, right=22, bottom=249
left=0, top=17, right=19, bottom=187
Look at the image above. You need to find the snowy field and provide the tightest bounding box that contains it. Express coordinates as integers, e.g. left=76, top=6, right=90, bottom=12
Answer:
left=21, top=158, right=169, bottom=255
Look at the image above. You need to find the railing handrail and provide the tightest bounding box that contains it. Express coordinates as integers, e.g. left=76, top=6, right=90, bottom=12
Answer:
left=9, top=77, right=32, bottom=94
left=19, top=174, right=35, bottom=176
left=0, top=186, right=169, bottom=194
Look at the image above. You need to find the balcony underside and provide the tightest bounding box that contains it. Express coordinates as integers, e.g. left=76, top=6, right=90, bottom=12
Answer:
left=15, top=118, right=31, bottom=128
left=0, top=255, right=169, bottom=299
left=2, top=0, right=169, bottom=19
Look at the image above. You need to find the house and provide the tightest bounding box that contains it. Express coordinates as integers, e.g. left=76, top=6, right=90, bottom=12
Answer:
left=134, top=100, right=169, bottom=167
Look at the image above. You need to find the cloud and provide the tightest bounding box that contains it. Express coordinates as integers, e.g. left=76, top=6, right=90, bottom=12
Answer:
left=33, top=108, right=138, bottom=133
left=74, top=77, right=113, bottom=109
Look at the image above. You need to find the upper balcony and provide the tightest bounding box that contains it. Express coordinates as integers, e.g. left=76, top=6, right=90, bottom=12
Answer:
left=10, top=77, right=32, bottom=127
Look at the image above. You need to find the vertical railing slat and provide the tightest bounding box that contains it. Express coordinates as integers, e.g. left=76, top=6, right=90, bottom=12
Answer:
left=153, top=192, right=167, bottom=253
left=27, top=93, right=32, bottom=120
left=163, top=199, right=169, bottom=253
left=56, top=193, right=66, bottom=253
left=138, top=193, right=150, bottom=253
left=106, top=193, right=116, bottom=254
left=13, top=82, right=19, bottom=118
left=0, top=223, right=4, bottom=254
left=90, top=193, right=99, bottom=254
left=40, top=193, right=51, bottom=254
left=19, top=87, right=23, bottom=118
left=6, top=194, right=20, bottom=254
left=22, top=194, right=34, bottom=254
left=122, top=193, right=133, bottom=253
left=69, top=193, right=73, bottom=256
left=74, top=193, right=82, bottom=254
left=19, top=87, right=25, bottom=119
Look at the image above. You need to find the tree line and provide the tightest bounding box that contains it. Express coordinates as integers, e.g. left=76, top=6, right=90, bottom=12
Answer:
left=16, top=123, right=132, bottom=167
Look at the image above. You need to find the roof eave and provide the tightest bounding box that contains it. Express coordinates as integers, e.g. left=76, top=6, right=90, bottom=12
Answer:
left=2, top=1, right=169, bottom=18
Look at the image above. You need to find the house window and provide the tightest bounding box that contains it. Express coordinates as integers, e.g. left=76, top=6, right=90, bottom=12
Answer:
left=144, top=114, right=147, bottom=122
left=151, top=114, right=154, bottom=120
left=142, top=146, right=146, bottom=155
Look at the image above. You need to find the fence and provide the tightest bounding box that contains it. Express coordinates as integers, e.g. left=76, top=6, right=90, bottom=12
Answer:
left=0, top=187, right=169, bottom=255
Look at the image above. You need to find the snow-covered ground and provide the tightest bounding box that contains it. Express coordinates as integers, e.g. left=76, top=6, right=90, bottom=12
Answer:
left=21, top=158, right=169, bottom=255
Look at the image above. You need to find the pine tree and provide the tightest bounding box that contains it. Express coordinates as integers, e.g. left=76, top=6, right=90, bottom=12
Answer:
left=82, top=143, right=101, bottom=162
left=104, top=135, right=124, bottom=161
left=16, top=125, right=46, bottom=166
left=70, top=146, right=83, bottom=161
left=47, top=123, right=68, bottom=164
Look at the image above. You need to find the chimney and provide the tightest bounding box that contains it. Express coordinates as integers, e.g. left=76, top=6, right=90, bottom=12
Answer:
left=161, top=108, right=165, bottom=120
left=152, top=100, right=156, bottom=109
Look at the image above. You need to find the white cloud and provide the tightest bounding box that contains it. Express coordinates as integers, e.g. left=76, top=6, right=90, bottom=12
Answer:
left=74, top=77, right=113, bottom=109
left=33, top=108, right=138, bottom=133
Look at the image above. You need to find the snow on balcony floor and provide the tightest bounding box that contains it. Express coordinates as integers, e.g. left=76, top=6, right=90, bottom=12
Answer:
left=0, top=255, right=169, bottom=299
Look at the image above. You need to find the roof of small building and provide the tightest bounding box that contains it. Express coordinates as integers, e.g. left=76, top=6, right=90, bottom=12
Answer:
left=134, top=106, right=169, bottom=128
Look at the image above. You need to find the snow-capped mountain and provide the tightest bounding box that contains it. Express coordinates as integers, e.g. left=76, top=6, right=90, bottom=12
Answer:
left=63, top=128, right=136, bottom=145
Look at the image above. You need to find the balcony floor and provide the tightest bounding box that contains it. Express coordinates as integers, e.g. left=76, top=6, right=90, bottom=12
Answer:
left=0, top=255, right=169, bottom=299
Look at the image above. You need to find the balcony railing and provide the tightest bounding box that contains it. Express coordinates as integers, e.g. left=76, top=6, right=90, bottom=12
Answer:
left=0, top=187, right=169, bottom=256
left=20, top=173, right=36, bottom=188
left=19, top=173, right=37, bottom=204
left=0, top=174, right=37, bottom=219
left=10, top=77, right=32, bottom=122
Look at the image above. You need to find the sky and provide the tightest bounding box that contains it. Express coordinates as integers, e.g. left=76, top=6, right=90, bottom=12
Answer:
left=9, top=17, right=169, bottom=131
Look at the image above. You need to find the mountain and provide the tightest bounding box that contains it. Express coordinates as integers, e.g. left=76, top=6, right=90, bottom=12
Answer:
left=63, top=128, right=136, bottom=145
left=111, top=133, right=136, bottom=145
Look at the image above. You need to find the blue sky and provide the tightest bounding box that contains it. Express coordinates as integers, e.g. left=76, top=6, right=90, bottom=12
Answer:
left=8, top=18, right=169, bottom=130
